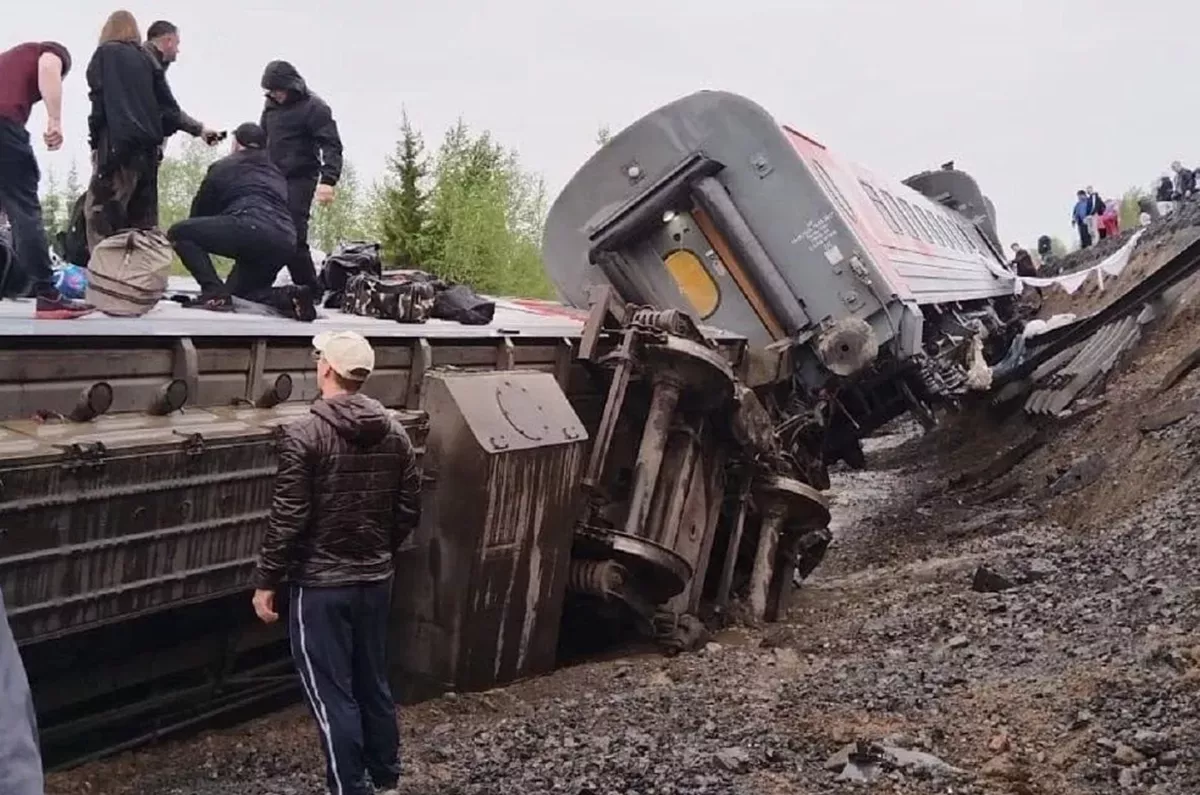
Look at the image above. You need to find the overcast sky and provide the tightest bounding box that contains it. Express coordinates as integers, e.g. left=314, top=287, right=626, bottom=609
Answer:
left=7, top=1, right=1193, bottom=252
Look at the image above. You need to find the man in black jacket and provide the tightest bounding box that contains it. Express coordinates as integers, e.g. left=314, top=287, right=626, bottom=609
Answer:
left=167, top=123, right=315, bottom=319
left=144, top=20, right=222, bottom=200
left=85, top=12, right=172, bottom=249
left=253, top=330, right=421, bottom=795
left=260, top=60, right=343, bottom=295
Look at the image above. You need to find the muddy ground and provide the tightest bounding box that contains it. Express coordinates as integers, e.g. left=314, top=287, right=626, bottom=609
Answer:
left=47, top=227, right=1200, bottom=794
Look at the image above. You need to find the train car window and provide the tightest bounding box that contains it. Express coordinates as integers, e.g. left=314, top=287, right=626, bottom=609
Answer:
left=810, top=161, right=858, bottom=221
left=936, top=217, right=965, bottom=252
left=858, top=181, right=902, bottom=235
left=954, top=221, right=986, bottom=256
left=921, top=207, right=952, bottom=249
left=916, top=206, right=944, bottom=247
left=663, top=249, right=720, bottom=319
left=968, top=225, right=997, bottom=259
left=880, top=191, right=919, bottom=240
left=898, top=199, right=935, bottom=245
left=951, top=221, right=976, bottom=252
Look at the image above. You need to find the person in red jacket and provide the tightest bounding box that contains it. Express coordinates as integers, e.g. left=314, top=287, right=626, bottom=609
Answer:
left=1099, top=199, right=1120, bottom=240
left=0, top=41, right=94, bottom=317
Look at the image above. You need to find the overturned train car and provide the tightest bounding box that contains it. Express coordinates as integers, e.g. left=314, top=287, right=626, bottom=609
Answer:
left=0, top=89, right=1019, bottom=764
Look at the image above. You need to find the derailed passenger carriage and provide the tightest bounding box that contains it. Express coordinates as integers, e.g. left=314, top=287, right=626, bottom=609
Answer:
left=0, top=90, right=1021, bottom=765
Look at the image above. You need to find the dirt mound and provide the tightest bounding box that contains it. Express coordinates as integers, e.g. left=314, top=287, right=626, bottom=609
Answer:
left=1044, top=196, right=1200, bottom=279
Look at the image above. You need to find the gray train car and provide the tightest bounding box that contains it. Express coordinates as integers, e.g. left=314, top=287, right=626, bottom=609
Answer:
left=544, top=91, right=1020, bottom=460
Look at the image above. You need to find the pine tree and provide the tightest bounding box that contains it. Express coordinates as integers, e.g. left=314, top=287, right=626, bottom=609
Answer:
left=66, top=160, right=83, bottom=202
left=41, top=169, right=64, bottom=241
left=309, top=162, right=365, bottom=253
left=379, top=110, right=430, bottom=268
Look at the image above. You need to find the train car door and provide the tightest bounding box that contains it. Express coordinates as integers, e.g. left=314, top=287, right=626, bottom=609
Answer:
left=631, top=208, right=784, bottom=349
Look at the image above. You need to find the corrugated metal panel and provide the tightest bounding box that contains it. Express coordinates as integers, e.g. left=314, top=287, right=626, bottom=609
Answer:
left=0, top=406, right=428, bottom=643
left=1025, top=316, right=1141, bottom=416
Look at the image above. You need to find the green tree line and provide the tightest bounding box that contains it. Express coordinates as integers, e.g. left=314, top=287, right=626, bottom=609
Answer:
left=40, top=114, right=555, bottom=299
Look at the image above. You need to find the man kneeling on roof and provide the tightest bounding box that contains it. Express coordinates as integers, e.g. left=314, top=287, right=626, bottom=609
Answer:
left=167, top=122, right=316, bottom=320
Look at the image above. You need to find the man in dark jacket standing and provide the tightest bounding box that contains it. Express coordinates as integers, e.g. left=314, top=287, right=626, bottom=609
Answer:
left=85, top=11, right=172, bottom=249
left=0, top=591, right=43, bottom=795
left=260, top=60, right=343, bottom=295
left=144, top=20, right=222, bottom=193
left=0, top=40, right=94, bottom=317
left=167, top=122, right=315, bottom=319
left=253, top=330, right=420, bottom=795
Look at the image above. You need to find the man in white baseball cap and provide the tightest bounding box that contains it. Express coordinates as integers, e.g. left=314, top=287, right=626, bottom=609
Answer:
left=312, top=330, right=375, bottom=383
left=253, top=328, right=420, bottom=795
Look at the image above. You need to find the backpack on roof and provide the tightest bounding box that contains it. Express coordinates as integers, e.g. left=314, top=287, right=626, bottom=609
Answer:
left=85, top=229, right=172, bottom=317
left=341, top=273, right=436, bottom=323
left=319, top=241, right=383, bottom=308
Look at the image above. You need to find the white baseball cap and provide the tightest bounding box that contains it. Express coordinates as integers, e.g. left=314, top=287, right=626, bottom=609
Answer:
left=312, top=331, right=375, bottom=381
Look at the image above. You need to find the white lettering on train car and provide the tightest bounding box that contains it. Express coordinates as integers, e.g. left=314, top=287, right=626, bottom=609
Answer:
left=791, top=212, right=837, bottom=252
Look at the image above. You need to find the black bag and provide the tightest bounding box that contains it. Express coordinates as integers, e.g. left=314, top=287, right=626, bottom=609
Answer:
left=319, top=241, right=383, bottom=308
left=341, top=274, right=436, bottom=323
left=0, top=222, right=26, bottom=298
left=59, top=193, right=90, bottom=268
left=432, top=283, right=496, bottom=325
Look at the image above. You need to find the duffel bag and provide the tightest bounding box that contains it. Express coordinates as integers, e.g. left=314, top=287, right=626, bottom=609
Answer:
left=320, top=241, right=383, bottom=308
left=85, top=229, right=172, bottom=317
left=341, top=274, right=436, bottom=323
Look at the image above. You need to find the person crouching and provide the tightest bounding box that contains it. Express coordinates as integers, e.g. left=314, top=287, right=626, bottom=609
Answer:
left=167, top=122, right=316, bottom=319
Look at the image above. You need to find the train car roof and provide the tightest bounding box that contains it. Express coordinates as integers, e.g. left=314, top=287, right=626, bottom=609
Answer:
left=0, top=277, right=744, bottom=341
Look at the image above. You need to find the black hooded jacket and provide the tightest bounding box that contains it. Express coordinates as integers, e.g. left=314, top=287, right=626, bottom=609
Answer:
left=253, top=393, right=421, bottom=589
left=86, top=40, right=169, bottom=165
left=190, top=148, right=297, bottom=245
left=259, top=61, right=343, bottom=186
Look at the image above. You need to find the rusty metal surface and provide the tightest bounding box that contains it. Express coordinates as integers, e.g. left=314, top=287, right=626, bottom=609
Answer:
left=0, top=334, right=578, bottom=424
left=0, top=405, right=428, bottom=644
left=390, top=370, right=588, bottom=697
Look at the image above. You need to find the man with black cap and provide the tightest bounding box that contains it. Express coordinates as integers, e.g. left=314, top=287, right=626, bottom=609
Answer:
left=167, top=122, right=315, bottom=319
left=253, top=330, right=420, bottom=795
left=260, top=60, right=343, bottom=296
left=0, top=41, right=94, bottom=317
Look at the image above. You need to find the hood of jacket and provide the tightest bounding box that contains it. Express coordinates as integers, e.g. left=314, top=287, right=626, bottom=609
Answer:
left=311, top=393, right=392, bottom=446
left=261, top=60, right=308, bottom=100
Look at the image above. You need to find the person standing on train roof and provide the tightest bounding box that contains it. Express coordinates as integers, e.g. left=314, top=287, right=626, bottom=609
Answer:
left=143, top=20, right=224, bottom=182
left=83, top=11, right=171, bottom=249
left=0, top=40, right=94, bottom=317
left=0, top=590, right=44, bottom=795
left=1072, top=190, right=1093, bottom=249
left=252, top=331, right=421, bottom=795
left=259, top=60, right=343, bottom=300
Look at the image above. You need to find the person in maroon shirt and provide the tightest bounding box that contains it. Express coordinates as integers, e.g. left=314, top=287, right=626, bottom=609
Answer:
left=0, top=41, right=93, bottom=318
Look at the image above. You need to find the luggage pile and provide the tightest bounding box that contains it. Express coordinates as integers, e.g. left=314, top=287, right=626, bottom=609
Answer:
left=318, top=241, right=497, bottom=325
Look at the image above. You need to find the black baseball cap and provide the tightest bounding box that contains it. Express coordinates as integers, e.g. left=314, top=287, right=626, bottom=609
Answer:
left=233, top=122, right=267, bottom=149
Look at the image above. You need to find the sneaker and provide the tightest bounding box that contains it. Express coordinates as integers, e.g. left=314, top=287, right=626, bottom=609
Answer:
left=290, top=285, right=317, bottom=322
left=35, top=293, right=94, bottom=319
